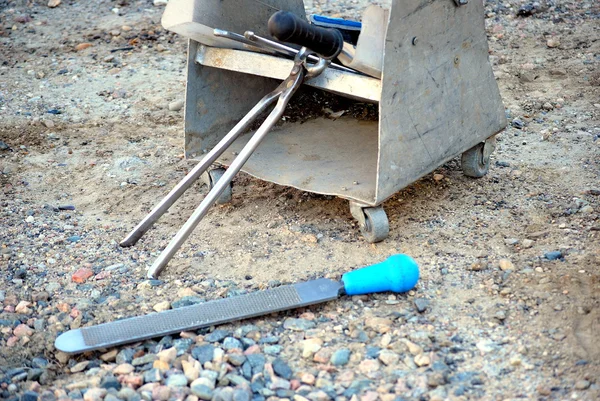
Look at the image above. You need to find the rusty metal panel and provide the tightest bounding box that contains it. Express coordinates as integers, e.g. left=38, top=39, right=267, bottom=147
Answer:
left=376, top=0, right=507, bottom=204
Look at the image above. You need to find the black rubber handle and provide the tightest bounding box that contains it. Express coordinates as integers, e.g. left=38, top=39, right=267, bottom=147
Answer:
left=268, top=11, right=344, bottom=59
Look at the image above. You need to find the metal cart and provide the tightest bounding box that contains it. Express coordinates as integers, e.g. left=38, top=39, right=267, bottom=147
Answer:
left=183, top=0, right=507, bottom=240
left=121, top=0, right=507, bottom=277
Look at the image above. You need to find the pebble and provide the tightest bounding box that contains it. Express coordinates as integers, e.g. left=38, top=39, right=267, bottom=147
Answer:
left=378, top=350, right=400, bottom=366
left=358, top=359, right=380, bottom=374
left=113, top=363, right=135, bottom=375
left=25, top=215, right=35, bottom=223
left=499, top=259, right=515, bottom=271
left=191, top=382, right=213, bottom=400
left=144, top=368, right=163, bottom=383
left=152, top=385, right=171, bottom=401
left=157, top=347, right=177, bottom=363
left=574, top=380, right=590, bottom=390
left=330, top=349, right=351, bottom=366
left=192, top=344, right=215, bottom=364
left=83, top=388, right=107, bottom=401
left=302, top=338, right=323, bottom=359
left=272, top=358, right=293, bottom=379
left=133, top=353, right=157, bottom=366
left=205, top=329, right=231, bottom=343
left=364, top=317, right=392, bottom=333
left=223, top=337, right=243, bottom=351
left=414, top=298, right=429, bottom=313
left=168, top=100, right=184, bottom=111
left=414, top=354, right=431, bottom=367
left=166, top=374, right=188, bottom=387
left=72, top=268, right=94, bottom=283
left=48, top=0, right=61, bottom=7
left=544, top=251, right=563, bottom=261
left=21, top=391, right=39, bottom=401
left=70, top=361, right=89, bottom=373
left=522, top=239, right=534, bottom=248
left=284, top=318, right=316, bottom=331
left=153, top=301, right=171, bottom=312
left=547, top=38, right=560, bottom=48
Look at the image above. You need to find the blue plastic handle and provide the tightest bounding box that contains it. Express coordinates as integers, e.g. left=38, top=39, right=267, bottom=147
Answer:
left=342, top=254, right=419, bottom=295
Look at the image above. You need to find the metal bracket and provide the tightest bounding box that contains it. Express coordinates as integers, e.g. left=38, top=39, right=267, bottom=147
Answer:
left=453, top=0, right=468, bottom=6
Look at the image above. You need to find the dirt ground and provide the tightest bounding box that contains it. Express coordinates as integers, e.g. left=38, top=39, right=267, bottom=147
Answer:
left=1, top=0, right=599, bottom=400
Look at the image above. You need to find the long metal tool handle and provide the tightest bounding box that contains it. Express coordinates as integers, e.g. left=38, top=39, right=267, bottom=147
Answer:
left=119, top=91, right=280, bottom=247
left=146, top=69, right=304, bottom=279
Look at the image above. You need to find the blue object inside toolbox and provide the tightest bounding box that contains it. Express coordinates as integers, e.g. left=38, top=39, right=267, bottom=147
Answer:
left=308, top=14, right=361, bottom=45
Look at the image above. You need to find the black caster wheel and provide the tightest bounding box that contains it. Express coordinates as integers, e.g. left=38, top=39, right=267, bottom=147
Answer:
left=461, top=136, right=496, bottom=178
left=201, top=167, right=232, bottom=205
left=349, top=201, right=390, bottom=243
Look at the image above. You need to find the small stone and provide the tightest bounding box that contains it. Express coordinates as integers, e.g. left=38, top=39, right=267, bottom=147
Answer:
left=168, top=100, right=184, bottom=112
left=227, top=353, right=247, bottom=366
left=535, top=386, right=551, bottom=397
left=414, top=354, right=431, bottom=367
left=223, top=337, right=243, bottom=351
left=166, top=374, right=188, bottom=387
left=574, top=380, right=590, bottom=390
left=13, top=324, right=33, bottom=337
left=72, top=268, right=94, bottom=283
left=153, top=301, right=171, bottom=312
left=100, top=349, right=118, bottom=362
left=152, top=385, right=171, bottom=401
left=270, top=377, right=291, bottom=390
left=181, top=360, right=200, bottom=381
left=172, top=296, right=204, bottom=309
left=580, top=205, right=594, bottom=214
left=21, top=391, right=39, bottom=401
left=83, top=388, right=107, bottom=401
left=15, top=301, right=32, bottom=314
left=132, top=353, right=157, bottom=366
left=116, top=349, right=135, bottom=364
left=313, top=348, right=332, bottom=363
left=75, top=43, right=93, bottom=51
left=512, top=119, right=524, bottom=129
left=101, top=375, right=121, bottom=390
left=414, top=298, right=429, bottom=313
left=191, top=382, right=213, bottom=400
left=143, top=368, right=163, bottom=383
left=522, top=239, right=534, bottom=248
left=47, top=0, right=61, bottom=7
left=498, top=259, right=514, bottom=271
left=70, top=361, right=89, bottom=373
left=544, top=251, right=563, bottom=261
left=302, top=338, right=323, bottom=359
left=546, top=38, right=560, bottom=48
left=504, top=238, right=519, bottom=246
left=378, top=350, right=400, bottom=366
left=25, top=215, right=35, bottom=223
left=157, top=347, right=177, bottom=363
left=153, top=0, right=168, bottom=6
left=153, top=360, right=170, bottom=371
left=301, top=373, right=316, bottom=385
left=264, top=345, right=282, bottom=355
left=433, top=173, right=444, bottom=181
left=358, top=359, right=380, bottom=374
left=404, top=340, right=423, bottom=356
left=272, top=358, right=293, bottom=379
left=365, top=317, right=393, bottom=333
left=284, top=318, right=316, bottom=331
left=191, top=344, right=214, bottom=364
left=204, top=329, right=230, bottom=343
left=330, top=349, right=351, bottom=366
left=113, top=363, right=134, bottom=375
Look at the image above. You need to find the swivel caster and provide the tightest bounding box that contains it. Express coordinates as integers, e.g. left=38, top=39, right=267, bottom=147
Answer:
left=349, top=201, right=389, bottom=243
left=461, top=135, right=496, bottom=178
left=201, top=167, right=232, bottom=205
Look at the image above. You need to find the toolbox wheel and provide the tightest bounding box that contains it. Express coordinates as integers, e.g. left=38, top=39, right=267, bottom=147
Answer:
left=350, top=202, right=390, bottom=243
left=202, top=167, right=233, bottom=205
left=461, top=136, right=496, bottom=178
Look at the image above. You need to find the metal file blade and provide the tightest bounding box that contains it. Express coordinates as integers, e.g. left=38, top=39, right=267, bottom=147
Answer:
left=54, top=278, right=343, bottom=354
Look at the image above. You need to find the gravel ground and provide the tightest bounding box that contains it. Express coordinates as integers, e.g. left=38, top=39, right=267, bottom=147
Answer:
left=1, top=0, right=600, bottom=400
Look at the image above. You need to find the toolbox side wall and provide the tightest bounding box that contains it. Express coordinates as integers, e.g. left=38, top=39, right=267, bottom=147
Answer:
left=376, top=0, right=507, bottom=204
